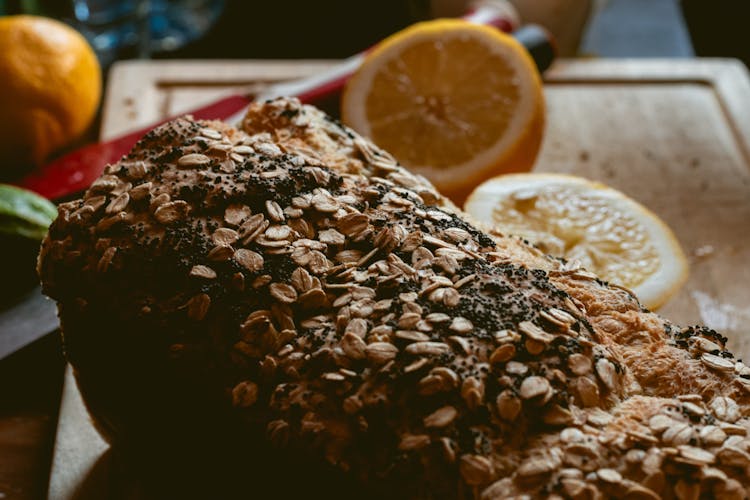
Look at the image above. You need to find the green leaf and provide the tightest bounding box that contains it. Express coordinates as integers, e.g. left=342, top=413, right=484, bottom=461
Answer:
left=0, top=184, right=57, bottom=241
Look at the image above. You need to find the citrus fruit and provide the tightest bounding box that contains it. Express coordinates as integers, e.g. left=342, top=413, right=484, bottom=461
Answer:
left=465, top=173, right=688, bottom=310
left=0, top=16, right=101, bottom=169
left=341, top=19, right=545, bottom=203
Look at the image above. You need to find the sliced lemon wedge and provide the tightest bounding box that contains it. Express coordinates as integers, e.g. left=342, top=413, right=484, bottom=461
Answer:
left=465, top=173, right=688, bottom=310
left=341, top=19, right=545, bottom=203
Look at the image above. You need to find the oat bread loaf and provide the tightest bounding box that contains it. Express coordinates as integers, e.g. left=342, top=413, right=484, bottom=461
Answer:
left=38, top=98, right=750, bottom=498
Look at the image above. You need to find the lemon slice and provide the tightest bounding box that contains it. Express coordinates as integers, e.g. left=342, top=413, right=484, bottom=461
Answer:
left=341, top=19, right=545, bottom=203
left=465, top=173, right=688, bottom=310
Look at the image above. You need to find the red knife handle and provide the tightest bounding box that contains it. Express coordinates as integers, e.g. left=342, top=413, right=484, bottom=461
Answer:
left=17, top=94, right=254, bottom=201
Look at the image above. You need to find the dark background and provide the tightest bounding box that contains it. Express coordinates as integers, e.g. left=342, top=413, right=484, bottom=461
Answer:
left=2, top=0, right=749, bottom=66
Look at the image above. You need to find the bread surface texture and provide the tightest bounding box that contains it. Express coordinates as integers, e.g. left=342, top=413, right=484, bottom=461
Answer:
left=38, top=98, right=750, bottom=499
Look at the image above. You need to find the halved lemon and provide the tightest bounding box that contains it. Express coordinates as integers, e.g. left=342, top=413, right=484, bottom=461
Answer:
left=465, top=173, right=688, bottom=310
left=341, top=19, right=545, bottom=203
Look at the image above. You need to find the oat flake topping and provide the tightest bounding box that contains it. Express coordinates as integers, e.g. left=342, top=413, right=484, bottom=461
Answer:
left=39, top=98, right=750, bottom=499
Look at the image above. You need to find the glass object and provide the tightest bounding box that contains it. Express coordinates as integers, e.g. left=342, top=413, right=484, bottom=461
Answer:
left=71, top=0, right=225, bottom=65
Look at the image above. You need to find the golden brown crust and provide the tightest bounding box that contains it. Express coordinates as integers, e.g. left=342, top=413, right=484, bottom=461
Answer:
left=38, top=98, right=750, bottom=498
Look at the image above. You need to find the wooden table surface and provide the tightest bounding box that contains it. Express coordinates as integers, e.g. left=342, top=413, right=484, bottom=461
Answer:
left=0, top=334, right=64, bottom=500
left=2, top=57, right=750, bottom=500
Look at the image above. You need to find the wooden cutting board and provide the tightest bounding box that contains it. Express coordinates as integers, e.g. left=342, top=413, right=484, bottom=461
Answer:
left=49, top=58, right=750, bottom=499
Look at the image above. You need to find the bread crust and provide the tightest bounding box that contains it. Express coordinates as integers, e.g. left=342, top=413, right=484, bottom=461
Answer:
left=39, top=98, right=750, bottom=498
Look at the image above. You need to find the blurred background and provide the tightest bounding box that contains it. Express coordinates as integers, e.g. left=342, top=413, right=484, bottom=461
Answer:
left=1, top=0, right=746, bottom=183
left=0, top=0, right=747, bottom=182
left=1, top=0, right=747, bottom=66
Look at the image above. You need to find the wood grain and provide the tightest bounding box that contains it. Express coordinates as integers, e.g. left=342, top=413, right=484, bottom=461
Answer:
left=99, top=60, right=335, bottom=140
left=50, top=58, right=750, bottom=499
left=538, top=59, right=750, bottom=359
left=0, top=332, right=64, bottom=500
left=0, top=414, right=52, bottom=500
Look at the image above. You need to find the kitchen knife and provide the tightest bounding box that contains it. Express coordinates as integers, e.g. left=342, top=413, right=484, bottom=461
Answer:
left=14, top=7, right=553, bottom=201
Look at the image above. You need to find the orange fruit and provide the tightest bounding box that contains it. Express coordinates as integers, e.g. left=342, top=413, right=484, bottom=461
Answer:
left=0, top=16, right=101, bottom=169
left=465, top=173, right=689, bottom=310
left=341, top=19, right=545, bottom=203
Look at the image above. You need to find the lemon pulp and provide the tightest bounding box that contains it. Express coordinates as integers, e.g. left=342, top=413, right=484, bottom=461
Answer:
left=492, top=185, right=659, bottom=289
left=465, top=173, right=689, bottom=310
